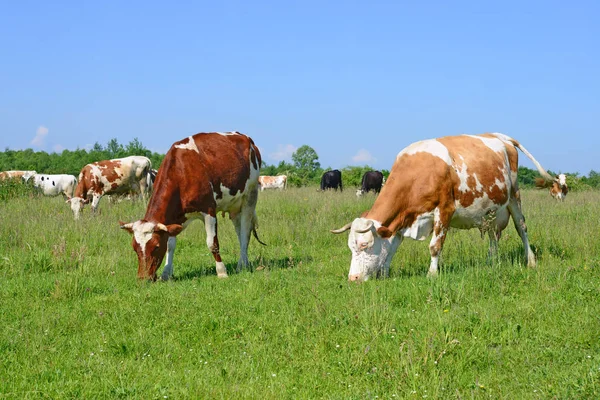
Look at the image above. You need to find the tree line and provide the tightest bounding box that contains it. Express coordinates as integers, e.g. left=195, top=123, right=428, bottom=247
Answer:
left=1, top=140, right=597, bottom=191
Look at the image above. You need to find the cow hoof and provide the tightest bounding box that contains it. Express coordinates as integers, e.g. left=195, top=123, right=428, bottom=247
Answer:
left=160, top=275, right=171, bottom=281
left=427, top=270, right=438, bottom=278
left=217, top=273, right=228, bottom=279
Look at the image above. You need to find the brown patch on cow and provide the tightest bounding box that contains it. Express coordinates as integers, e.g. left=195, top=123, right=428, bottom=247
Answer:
left=437, top=135, right=511, bottom=207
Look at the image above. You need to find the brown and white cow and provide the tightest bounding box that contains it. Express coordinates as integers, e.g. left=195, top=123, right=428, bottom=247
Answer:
left=0, top=170, right=37, bottom=182
left=119, top=132, right=264, bottom=281
left=68, top=156, right=152, bottom=219
left=258, top=175, right=287, bottom=191
left=332, top=132, right=561, bottom=281
left=537, top=173, right=568, bottom=201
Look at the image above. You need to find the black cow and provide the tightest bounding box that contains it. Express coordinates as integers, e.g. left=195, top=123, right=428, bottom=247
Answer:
left=356, top=170, right=384, bottom=197
left=320, top=169, right=343, bottom=191
left=147, top=169, right=158, bottom=192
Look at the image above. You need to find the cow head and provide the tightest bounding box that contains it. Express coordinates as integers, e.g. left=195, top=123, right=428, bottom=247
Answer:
left=331, top=218, right=398, bottom=281
left=66, top=196, right=89, bottom=219
left=550, top=174, right=568, bottom=201
left=356, top=189, right=364, bottom=197
left=119, top=220, right=183, bottom=280
left=22, top=171, right=37, bottom=182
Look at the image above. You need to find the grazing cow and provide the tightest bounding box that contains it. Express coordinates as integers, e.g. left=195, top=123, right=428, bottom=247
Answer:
left=537, top=173, right=568, bottom=201
left=68, top=156, right=152, bottom=219
left=331, top=133, right=560, bottom=281
left=356, top=171, right=384, bottom=197
left=320, top=169, right=343, bottom=191
left=258, top=175, right=287, bottom=191
left=32, top=174, right=77, bottom=198
left=119, top=131, right=264, bottom=281
left=0, top=170, right=37, bottom=182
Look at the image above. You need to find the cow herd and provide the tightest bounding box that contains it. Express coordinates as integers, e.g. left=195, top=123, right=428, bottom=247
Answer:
left=3, top=131, right=569, bottom=282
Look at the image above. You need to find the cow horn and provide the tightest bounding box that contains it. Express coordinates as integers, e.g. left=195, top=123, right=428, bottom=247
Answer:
left=355, top=220, right=374, bottom=233
left=120, top=222, right=134, bottom=229
left=330, top=223, right=352, bottom=234
left=156, top=223, right=168, bottom=231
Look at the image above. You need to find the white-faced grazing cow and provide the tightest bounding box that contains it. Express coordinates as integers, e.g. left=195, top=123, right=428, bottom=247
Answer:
left=258, top=175, right=287, bottom=191
left=33, top=174, right=77, bottom=198
left=356, top=170, right=384, bottom=197
left=68, top=156, right=152, bottom=219
left=537, top=173, right=568, bottom=201
left=120, top=132, right=264, bottom=281
left=332, top=133, right=563, bottom=281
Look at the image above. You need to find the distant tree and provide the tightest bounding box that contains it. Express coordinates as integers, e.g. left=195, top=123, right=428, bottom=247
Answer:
left=125, top=137, right=151, bottom=157
left=106, top=138, right=125, bottom=158
left=291, top=145, right=321, bottom=186
left=341, top=165, right=374, bottom=188
left=92, top=142, right=104, bottom=152
left=292, top=145, right=320, bottom=174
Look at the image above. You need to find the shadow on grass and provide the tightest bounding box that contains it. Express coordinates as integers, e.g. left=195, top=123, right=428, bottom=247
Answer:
left=172, top=255, right=314, bottom=281
left=390, top=245, right=537, bottom=279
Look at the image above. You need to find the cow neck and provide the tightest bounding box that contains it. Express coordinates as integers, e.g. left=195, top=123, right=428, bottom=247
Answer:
left=74, top=177, right=89, bottom=199
left=143, top=183, right=186, bottom=226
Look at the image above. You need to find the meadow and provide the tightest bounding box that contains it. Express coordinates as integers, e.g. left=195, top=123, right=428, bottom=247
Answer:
left=0, top=186, right=599, bottom=399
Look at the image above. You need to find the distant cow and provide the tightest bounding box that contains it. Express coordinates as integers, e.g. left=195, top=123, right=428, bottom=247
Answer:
left=259, top=175, right=287, bottom=191
left=356, top=171, right=384, bottom=197
left=320, top=169, right=342, bottom=191
left=332, top=132, right=561, bottom=281
left=68, top=156, right=152, bottom=219
left=537, top=173, right=568, bottom=201
left=32, top=174, right=77, bottom=198
left=0, top=170, right=37, bottom=182
left=120, top=132, right=264, bottom=281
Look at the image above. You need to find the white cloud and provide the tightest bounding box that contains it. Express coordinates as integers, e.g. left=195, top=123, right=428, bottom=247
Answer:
left=269, top=144, right=297, bottom=161
left=53, top=144, right=65, bottom=153
left=31, top=126, right=49, bottom=148
left=352, top=149, right=376, bottom=164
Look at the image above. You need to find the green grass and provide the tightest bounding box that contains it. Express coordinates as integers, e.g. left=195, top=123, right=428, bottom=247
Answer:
left=1, top=187, right=599, bottom=399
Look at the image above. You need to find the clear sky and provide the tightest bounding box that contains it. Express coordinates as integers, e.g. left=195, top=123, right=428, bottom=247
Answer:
left=1, top=1, right=598, bottom=174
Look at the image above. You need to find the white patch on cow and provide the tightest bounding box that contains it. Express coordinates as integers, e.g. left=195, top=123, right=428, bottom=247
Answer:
left=494, top=177, right=506, bottom=191
left=132, top=221, right=156, bottom=258
left=397, top=139, right=452, bottom=166
left=473, top=174, right=483, bottom=192
left=558, top=173, right=566, bottom=186
left=456, top=163, right=470, bottom=192
left=216, top=131, right=239, bottom=136
left=174, top=136, right=200, bottom=153
left=467, top=135, right=505, bottom=154
left=402, top=210, right=435, bottom=240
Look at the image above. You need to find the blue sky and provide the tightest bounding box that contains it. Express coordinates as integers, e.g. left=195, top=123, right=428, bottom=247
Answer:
left=1, top=1, right=598, bottom=174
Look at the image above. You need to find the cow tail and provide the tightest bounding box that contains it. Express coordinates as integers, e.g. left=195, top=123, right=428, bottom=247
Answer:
left=251, top=211, right=267, bottom=246
left=490, top=133, right=555, bottom=186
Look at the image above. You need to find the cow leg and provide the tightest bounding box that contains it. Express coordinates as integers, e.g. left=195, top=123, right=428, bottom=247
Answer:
left=203, top=212, right=227, bottom=278
left=428, top=209, right=451, bottom=276
left=139, top=177, right=148, bottom=202
left=507, top=196, right=536, bottom=267
left=233, top=189, right=259, bottom=272
left=160, top=236, right=177, bottom=280
left=90, top=194, right=102, bottom=214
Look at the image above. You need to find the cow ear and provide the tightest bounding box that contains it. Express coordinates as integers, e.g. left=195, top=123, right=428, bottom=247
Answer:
left=83, top=198, right=90, bottom=204
left=65, top=198, right=71, bottom=203
left=155, top=223, right=183, bottom=236
left=119, top=221, right=134, bottom=234
left=376, top=226, right=393, bottom=239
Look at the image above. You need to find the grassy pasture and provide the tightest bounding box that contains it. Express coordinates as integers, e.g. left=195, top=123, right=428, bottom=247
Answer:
left=0, top=186, right=599, bottom=399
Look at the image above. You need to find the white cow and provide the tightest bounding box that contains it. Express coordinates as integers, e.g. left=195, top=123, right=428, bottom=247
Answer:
left=33, top=174, right=77, bottom=198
